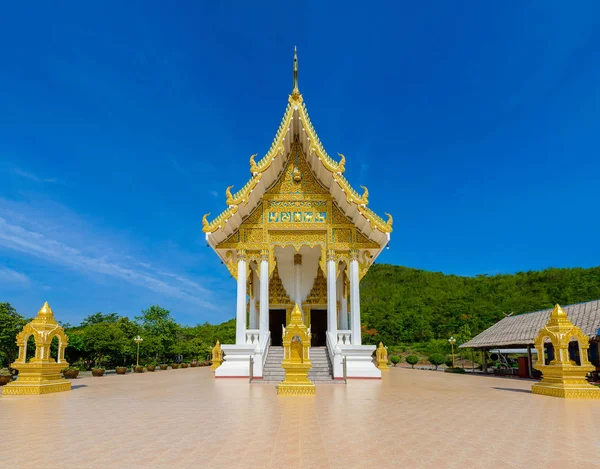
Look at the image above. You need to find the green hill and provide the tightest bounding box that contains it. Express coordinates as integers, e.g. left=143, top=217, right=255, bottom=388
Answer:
left=360, top=264, right=600, bottom=345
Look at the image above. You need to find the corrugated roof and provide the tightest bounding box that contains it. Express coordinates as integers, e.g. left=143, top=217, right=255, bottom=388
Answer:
left=459, top=299, right=600, bottom=349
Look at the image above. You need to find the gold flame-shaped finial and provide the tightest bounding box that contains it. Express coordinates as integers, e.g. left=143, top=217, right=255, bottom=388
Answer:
left=293, top=46, right=299, bottom=92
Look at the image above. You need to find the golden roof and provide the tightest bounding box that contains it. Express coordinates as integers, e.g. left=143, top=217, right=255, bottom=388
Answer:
left=202, top=50, right=392, bottom=235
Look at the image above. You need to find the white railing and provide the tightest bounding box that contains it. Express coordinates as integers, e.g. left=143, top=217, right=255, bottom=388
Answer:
left=337, top=330, right=352, bottom=345
left=245, top=329, right=260, bottom=345
left=259, top=330, right=270, bottom=366
left=326, top=331, right=337, bottom=364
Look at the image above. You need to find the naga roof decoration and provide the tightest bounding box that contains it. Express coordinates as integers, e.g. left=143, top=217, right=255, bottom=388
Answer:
left=202, top=49, right=393, bottom=237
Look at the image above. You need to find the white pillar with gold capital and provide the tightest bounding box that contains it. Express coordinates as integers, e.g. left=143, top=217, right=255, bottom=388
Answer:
left=349, top=252, right=361, bottom=345
left=235, top=253, right=247, bottom=344
left=249, top=267, right=258, bottom=329
left=259, top=255, right=269, bottom=337
left=327, top=251, right=338, bottom=337
left=340, top=269, right=349, bottom=330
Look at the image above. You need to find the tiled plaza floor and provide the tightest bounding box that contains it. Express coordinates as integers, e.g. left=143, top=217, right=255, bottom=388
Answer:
left=1, top=367, right=599, bottom=469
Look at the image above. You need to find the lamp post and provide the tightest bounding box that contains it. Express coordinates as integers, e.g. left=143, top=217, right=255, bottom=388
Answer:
left=134, top=336, right=143, bottom=367
left=448, top=336, right=456, bottom=368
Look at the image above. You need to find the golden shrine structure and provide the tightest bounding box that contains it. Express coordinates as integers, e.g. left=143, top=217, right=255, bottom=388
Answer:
left=532, top=304, right=600, bottom=399
left=278, top=304, right=315, bottom=395
left=2, top=302, right=72, bottom=395
left=203, top=49, right=392, bottom=380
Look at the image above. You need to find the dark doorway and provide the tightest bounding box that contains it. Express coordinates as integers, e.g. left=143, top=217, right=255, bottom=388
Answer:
left=269, top=309, right=287, bottom=346
left=310, top=309, right=327, bottom=346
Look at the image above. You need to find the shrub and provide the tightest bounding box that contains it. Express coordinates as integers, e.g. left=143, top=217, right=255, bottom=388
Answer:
left=428, top=353, right=446, bottom=370
left=445, top=359, right=453, bottom=368
left=444, top=367, right=466, bottom=374
left=390, top=356, right=401, bottom=366
left=406, top=355, right=419, bottom=368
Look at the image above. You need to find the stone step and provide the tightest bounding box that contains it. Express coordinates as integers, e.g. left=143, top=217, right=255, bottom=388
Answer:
left=261, top=346, right=334, bottom=381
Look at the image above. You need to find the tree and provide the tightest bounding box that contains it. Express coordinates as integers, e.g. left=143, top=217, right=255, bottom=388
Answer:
left=83, top=323, right=126, bottom=367
left=406, top=355, right=419, bottom=368
left=428, top=353, right=446, bottom=370
left=0, top=303, right=27, bottom=369
left=136, top=305, right=178, bottom=362
left=390, top=355, right=401, bottom=366
left=80, top=312, right=120, bottom=327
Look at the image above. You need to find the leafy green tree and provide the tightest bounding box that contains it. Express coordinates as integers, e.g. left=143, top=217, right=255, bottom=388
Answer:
left=80, top=312, right=120, bottom=327
left=390, top=355, right=401, bottom=366
left=136, top=305, right=178, bottom=362
left=115, top=317, right=141, bottom=364
left=83, top=323, right=126, bottom=367
left=64, top=329, right=85, bottom=364
left=428, top=353, right=446, bottom=370
left=0, top=303, right=27, bottom=369
left=406, top=355, right=419, bottom=368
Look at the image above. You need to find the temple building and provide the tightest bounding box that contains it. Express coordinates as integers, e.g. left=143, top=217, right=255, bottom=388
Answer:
left=203, top=49, right=392, bottom=379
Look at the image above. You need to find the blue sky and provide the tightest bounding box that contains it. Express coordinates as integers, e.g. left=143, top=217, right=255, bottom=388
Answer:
left=1, top=2, right=599, bottom=325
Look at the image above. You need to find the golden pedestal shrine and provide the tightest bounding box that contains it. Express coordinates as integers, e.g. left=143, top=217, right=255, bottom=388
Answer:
left=210, top=340, right=223, bottom=371
left=277, top=304, right=315, bottom=396
left=376, top=342, right=390, bottom=371
left=531, top=304, right=600, bottom=399
left=3, top=302, right=72, bottom=396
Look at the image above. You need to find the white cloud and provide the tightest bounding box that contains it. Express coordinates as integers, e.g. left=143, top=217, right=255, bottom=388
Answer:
left=0, top=213, right=216, bottom=310
left=11, top=167, right=57, bottom=183
left=0, top=266, right=29, bottom=286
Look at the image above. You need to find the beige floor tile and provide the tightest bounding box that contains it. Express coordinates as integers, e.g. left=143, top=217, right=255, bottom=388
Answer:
left=2, top=367, right=600, bottom=469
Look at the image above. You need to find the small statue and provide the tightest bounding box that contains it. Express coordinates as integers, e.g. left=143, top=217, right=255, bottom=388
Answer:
left=376, top=342, right=389, bottom=371
left=293, top=166, right=302, bottom=183
left=211, top=341, right=223, bottom=371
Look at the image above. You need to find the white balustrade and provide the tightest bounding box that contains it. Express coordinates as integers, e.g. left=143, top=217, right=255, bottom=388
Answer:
left=245, top=329, right=260, bottom=345
left=337, top=330, right=352, bottom=345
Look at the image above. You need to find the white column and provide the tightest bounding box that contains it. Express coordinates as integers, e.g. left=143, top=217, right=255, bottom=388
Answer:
left=294, top=254, right=302, bottom=306
left=235, top=254, right=248, bottom=345
left=336, top=269, right=343, bottom=328
left=327, top=251, right=337, bottom=337
left=349, top=254, right=361, bottom=345
left=259, top=256, right=269, bottom=337
left=249, top=267, right=258, bottom=329
left=340, top=268, right=349, bottom=330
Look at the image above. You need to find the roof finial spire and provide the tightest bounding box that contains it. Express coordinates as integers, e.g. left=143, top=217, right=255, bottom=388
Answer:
left=293, top=46, right=299, bottom=92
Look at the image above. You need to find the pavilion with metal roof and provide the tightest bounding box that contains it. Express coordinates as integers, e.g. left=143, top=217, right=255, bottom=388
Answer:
left=459, top=299, right=600, bottom=377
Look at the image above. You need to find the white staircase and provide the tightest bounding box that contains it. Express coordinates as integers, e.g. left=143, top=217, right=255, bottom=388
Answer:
left=261, top=346, right=334, bottom=382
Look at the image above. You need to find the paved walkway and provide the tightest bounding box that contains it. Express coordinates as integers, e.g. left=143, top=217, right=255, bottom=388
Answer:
left=1, top=367, right=599, bottom=469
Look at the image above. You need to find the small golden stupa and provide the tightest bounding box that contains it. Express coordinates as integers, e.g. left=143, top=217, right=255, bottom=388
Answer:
left=376, top=342, right=390, bottom=371
left=211, top=340, right=223, bottom=371
left=3, top=302, right=72, bottom=396
left=532, top=304, right=600, bottom=399
left=278, top=304, right=315, bottom=396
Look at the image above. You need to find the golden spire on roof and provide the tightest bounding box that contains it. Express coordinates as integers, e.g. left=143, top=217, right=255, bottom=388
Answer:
left=293, top=46, right=299, bottom=92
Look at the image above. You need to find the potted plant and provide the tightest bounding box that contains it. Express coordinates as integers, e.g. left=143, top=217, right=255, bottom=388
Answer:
left=62, top=367, right=80, bottom=379
left=181, top=363, right=189, bottom=369
left=0, top=372, right=13, bottom=386
left=115, top=366, right=128, bottom=375
left=92, top=367, right=105, bottom=377
left=146, top=363, right=156, bottom=372
left=159, top=364, right=168, bottom=370
left=171, top=363, right=179, bottom=369
left=191, top=360, right=198, bottom=368
left=133, top=365, right=144, bottom=373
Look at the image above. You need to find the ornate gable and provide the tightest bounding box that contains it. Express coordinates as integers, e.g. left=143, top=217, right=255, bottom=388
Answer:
left=265, top=136, right=329, bottom=199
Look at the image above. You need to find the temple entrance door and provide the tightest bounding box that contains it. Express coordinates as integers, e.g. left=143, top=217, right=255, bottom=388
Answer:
left=269, top=309, right=287, bottom=346
left=310, top=309, right=327, bottom=347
